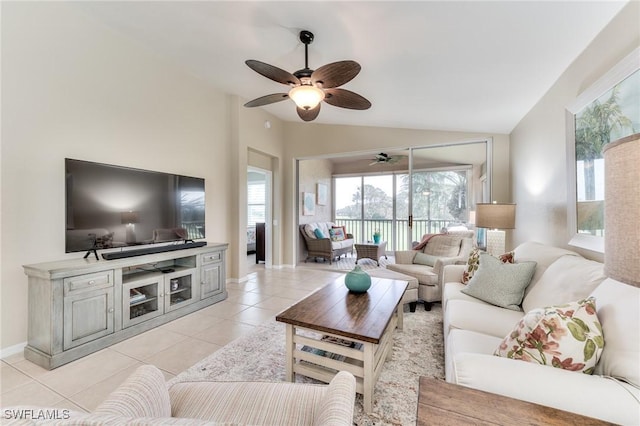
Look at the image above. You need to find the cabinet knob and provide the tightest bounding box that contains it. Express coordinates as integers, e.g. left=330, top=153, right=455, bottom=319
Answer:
left=108, top=308, right=114, bottom=313
left=88, top=280, right=95, bottom=285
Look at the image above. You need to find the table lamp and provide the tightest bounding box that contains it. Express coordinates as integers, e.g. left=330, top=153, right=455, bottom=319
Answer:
left=604, top=133, right=639, bottom=286
left=121, top=211, right=139, bottom=244
left=475, top=203, right=516, bottom=255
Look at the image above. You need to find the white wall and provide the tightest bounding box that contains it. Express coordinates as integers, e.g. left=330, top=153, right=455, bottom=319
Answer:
left=0, top=3, right=233, bottom=349
left=509, top=2, right=639, bottom=260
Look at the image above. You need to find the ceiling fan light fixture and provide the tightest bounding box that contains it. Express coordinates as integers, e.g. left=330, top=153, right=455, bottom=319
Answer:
left=288, top=85, right=325, bottom=110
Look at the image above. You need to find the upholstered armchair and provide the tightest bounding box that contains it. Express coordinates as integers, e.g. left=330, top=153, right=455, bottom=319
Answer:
left=386, top=231, right=474, bottom=310
left=4, top=365, right=357, bottom=425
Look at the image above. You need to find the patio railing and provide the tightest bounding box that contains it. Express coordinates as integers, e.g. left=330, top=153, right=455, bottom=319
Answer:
left=334, top=218, right=449, bottom=251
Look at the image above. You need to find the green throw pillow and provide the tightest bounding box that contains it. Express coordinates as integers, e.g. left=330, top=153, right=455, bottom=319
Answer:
left=461, top=253, right=536, bottom=311
left=413, top=252, right=438, bottom=267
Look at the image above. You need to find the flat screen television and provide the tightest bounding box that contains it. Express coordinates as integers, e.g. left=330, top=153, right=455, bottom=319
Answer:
left=65, top=158, right=205, bottom=253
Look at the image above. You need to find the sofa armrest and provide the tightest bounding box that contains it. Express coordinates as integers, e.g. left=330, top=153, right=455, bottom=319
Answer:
left=443, top=264, right=466, bottom=284
left=452, top=353, right=640, bottom=425
left=94, top=365, right=171, bottom=418
left=314, top=371, right=356, bottom=426
left=394, top=250, right=418, bottom=264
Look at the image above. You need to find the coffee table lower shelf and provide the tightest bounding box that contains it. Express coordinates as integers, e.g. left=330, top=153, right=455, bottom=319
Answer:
left=284, top=312, right=399, bottom=413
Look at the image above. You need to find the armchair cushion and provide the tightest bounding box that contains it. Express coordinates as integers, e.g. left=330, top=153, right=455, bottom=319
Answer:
left=423, top=235, right=464, bottom=257
left=413, top=252, right=438, bottom=266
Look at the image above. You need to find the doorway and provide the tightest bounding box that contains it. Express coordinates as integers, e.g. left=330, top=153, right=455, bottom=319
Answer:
left=247, top=167, right=272, bottom=268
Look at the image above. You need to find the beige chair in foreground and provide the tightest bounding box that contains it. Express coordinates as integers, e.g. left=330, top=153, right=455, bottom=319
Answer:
left=4, top=365, right=356, bottom=425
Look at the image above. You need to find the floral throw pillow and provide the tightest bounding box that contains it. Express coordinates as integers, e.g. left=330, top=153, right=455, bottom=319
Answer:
left=328, top=227, right=345, bottom=242
left=462, top=248, right=514, bottom=283
left=494, top=297, right=604, bottom=374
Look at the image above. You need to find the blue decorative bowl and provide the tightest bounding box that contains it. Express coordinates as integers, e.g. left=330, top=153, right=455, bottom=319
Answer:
left=345, top=265, right=372, bottom=293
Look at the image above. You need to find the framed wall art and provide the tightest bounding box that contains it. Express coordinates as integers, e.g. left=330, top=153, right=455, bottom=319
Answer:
left=316, top=183, right=328, bottom=205
left=303, top=192, right=315, bottom=216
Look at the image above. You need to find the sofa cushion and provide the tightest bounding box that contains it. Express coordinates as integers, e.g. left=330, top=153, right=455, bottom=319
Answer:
left=444, top=299, right=524, bottom=339
left=461, top=254, right=536, bottom=311
left=331, top=239, right=353, bottom=250
left=513, top=242, right=581, bottom=295
left=522, top=255, right=606, bottom=312
left=423, top=235, right=463, bottom=257
left=386, top=263, right=438, bottom=285
left=446, top=329, right=503, bottom=382
left=494, top=297, right=604, bottom=374
left=94, top=365, right=171, bottom=418
left=462, top=248, right=514, bottom=284
left=413, top=252, right=438, bottom=266
left=590, top=278, right=640, bottom=387
left=314, top=228, right=326, bottom=239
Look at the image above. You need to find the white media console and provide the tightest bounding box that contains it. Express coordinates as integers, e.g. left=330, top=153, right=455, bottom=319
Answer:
left=23, top=243, right=228, bottom=369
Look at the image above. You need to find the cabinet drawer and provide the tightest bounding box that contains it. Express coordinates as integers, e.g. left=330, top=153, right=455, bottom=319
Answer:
left=201, top=251, right=222, bottom=264
left=64, top=271, right=114, bottom=295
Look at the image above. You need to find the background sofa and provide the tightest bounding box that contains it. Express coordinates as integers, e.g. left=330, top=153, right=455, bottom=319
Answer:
left=442, top=241, right=639, bottom=425
left=4, top=366, right=356, bottom=425
left=386, top=230, right=474, bottom=310
left=300, top=222, right=354, bottom=264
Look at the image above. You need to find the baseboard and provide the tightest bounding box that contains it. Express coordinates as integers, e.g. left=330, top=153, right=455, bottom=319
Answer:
left=226, top=276, right=250, bottom=284
left=0, top=341, right=26, bottom=360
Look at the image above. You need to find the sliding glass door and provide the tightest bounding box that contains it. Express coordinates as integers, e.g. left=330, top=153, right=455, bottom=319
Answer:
left=334, top=140, right=490, bottom=251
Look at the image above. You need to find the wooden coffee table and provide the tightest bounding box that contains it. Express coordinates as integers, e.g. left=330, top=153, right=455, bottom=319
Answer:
left=417, top=377, right=611, bottom=425
left=276, top=275, right=407, bottom=413
left=355, top=241, right=387, bottom=265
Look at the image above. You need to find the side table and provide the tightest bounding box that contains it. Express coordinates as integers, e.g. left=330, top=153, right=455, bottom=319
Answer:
left=416, top=377, right=610, bottom=425
left=355, top=241, right=387, bottom=265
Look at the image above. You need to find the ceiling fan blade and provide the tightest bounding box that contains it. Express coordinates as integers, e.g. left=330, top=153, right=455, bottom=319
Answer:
left=323, top=88, right=371, bottom=110
left=245, top=60, right=301, bottom=86
left=311, top=60, right=361, bottom=88
left=297, top=104, right=321, bottom=122
left=244, top=93, right=289, bottom=108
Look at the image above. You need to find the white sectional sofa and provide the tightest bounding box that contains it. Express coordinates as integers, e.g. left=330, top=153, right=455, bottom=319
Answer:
left=442, top=241, right=640, bottom=425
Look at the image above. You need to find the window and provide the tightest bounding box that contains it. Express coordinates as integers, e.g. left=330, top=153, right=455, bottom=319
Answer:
left=247, top=181, right=265, bottom=227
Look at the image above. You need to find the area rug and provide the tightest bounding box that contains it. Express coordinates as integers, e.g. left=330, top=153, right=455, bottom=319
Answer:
left=169, top=305, right=444, bottom=425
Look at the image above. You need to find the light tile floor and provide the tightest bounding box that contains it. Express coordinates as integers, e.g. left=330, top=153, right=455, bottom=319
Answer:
left=0, top=259, right=344, bottom=412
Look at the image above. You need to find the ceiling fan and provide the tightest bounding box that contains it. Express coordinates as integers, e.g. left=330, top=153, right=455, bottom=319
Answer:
left=243, top=30, right=371, bottom=122
left=369, top=153, right=406, bottom=166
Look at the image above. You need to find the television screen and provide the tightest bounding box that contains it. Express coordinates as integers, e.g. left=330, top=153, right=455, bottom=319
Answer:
left=65, top=159, right=205, bottom=253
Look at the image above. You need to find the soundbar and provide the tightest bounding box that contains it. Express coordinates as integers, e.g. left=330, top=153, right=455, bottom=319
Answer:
left=102, top=241, right=207, bottom=260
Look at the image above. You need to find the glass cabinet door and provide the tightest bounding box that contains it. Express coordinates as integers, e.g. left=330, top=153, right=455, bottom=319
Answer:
left=164, top=270, right=197, bottom=312
left=123, top=278, right=163, bottom=328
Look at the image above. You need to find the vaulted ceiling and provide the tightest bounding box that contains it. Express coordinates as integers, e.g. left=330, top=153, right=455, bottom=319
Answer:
left=72, top=1, right=627, bottom=133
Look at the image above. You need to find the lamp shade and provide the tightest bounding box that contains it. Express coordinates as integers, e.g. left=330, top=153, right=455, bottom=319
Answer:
left=604, top=133, right=640, bottom=287
left=288, top=85, right=325, bottom=110
left=121, top=211, right=139, bottom=224
left=475, top=203, right=516, bottom=229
